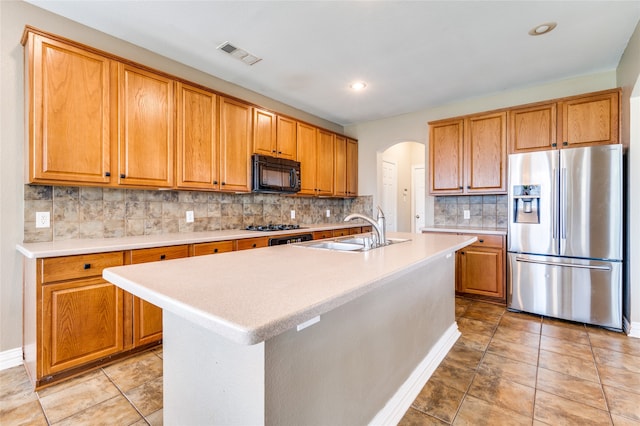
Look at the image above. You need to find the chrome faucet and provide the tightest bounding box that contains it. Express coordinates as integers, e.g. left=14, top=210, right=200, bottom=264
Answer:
left=344, top=206, right=387, bottom=247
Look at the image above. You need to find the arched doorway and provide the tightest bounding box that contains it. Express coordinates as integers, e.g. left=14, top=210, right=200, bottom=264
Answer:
left=379, top=141, right=425, bottom=232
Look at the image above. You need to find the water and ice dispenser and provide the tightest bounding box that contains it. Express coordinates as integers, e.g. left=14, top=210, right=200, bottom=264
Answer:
left=513, top=185, right=541, bottom=224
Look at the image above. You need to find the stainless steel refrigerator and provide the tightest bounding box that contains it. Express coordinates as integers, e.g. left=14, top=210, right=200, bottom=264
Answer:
left=507, top=144, right=623, bottom=329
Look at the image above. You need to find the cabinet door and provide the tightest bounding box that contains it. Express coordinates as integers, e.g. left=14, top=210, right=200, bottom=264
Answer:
left=26, top=33, right=111, bottom=184
left=42, top=277, right=123, bottom=375
left=316, top=129, right=335, bottom=196
left=334, top=135, right=347, bottom=197
left=253, top=108, right=277, bottom=156
left=466, top=112, right=507, bottom=193
left=129, top=245, right=189, bottom=347
left=559, top=90, right=619, bottom=148
left=346, top=139, right=358, bottom=197
left=277, top=116, right=298, bottom=160
left=429, top=119, right=464, bottom=194
left=219, top=97, right=252, bottom=192
left=509, top=103, right=557, bottom=153
left=118, top=64, right=174, bottom=187
left=297, top=122, right=317, bottom=195
left=458, top=246, right=504, bottom=300
left=176, top=83, right=218, bottom=189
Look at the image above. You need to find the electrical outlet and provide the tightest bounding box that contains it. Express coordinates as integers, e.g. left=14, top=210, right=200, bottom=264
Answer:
left=290, top=210, right=295, bottom=219
left=326, top=209, right=331, bottom=218
left=463, top=210, right=470, bottom=220
left=186, top=211, right=194, bottom=223
left=36, top=211, right=50, bottom=228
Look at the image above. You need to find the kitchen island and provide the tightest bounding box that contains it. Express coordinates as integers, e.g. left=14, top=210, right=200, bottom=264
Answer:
left=103, top=231, right=475, bottom=425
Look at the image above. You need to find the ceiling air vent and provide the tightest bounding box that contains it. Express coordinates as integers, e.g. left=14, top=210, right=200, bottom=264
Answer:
left=216, top=41, right=262, bottom=66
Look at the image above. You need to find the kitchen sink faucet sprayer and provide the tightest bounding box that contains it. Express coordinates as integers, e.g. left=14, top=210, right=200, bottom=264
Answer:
left=344, top=206, right=386, bottom=247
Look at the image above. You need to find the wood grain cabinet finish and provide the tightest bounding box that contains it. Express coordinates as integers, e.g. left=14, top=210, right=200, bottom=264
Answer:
left=559, top=90, right=619, bottom=148
left=219, top=97, right=252, bottom=192
left=39, top=252, right=124, bottom=378
left=24, top=32, right=112, bottom=185
left=297, top=122, right=318, bottom=195
left=346, top=139, right=358, bottom=197
left=457, top=234, right=505, bottom=302
left=192, top=240, right=234, bottom=256
left=429, top=112, right=506, bottom=195
left=235, top=236, right=269, bottom=251
left=117, top=63, right=175, bottom=188
left=334, top=135, right=347, bottom=197
left=509, top=103, right=557, bottom=153
left=176, top=83, right=218, bottom=189
left=253, top=109, right=298, bottom=160
left=127, top=245, right=190, bottom=348
left=315, top=129, right=335, bottom=196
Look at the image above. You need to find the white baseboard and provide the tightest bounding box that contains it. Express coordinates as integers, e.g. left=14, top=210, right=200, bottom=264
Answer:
left=370, top=322, right=461, bottom=426
left=627, top=320, right=640, bottom=339
left=0, top=347, right=23, bottom=371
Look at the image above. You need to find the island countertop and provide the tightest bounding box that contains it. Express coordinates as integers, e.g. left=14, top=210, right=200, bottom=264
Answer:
left=103, top=232, right=475, bottom=345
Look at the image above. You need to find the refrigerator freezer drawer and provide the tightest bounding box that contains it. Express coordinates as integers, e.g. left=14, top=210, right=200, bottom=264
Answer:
left=507, top=253, right=622, bottom=329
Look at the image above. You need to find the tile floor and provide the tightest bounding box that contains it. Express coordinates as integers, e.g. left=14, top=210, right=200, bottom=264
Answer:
left=1, top=298, right=639, bottom=425
left=400, top=298, right=640, bottom=425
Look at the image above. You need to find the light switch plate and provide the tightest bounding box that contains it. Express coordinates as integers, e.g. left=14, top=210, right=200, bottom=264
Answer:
left=186, top=211, right=194, bottom=223
left=463, top=210, right=470, bottom=220
left=291, top=210, right=295, bottom=219
left=36, top=211, right=50, bottom=228
left=326, top=209, right=331, bottom=218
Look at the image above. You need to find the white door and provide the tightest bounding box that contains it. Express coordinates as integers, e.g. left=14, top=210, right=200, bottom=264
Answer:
left=382, top=161, right=397, bottom=232
left=412, top=165, right=426, bottom=233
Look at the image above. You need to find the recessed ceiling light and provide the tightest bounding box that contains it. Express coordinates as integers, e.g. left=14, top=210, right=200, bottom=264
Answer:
left=350, top=81, right=367, bottom=91
left=529, top=22, right=557, bottom=36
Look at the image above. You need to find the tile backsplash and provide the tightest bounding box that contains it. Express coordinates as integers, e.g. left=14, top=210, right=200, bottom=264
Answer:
left=434, top=195, right=508, bottom=228
left=23, top=185, right=373, bottom=243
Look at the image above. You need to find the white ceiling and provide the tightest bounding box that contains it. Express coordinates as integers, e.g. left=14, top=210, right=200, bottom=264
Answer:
left=26, top=1, right=640, bottom=126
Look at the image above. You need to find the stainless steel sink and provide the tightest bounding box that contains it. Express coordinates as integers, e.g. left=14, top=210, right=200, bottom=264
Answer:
left=295, top=235, right=411, bottom=252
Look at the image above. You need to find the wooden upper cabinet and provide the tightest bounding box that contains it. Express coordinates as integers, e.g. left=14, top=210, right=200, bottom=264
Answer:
left=253, top=108, right=277, bottom=157
left=276, top=116, right=298, bottom=160
left=559, top=90, right=619, bottom=148
left=466, top=112, right=507, bottom=193
left=176, top=83, right=218, bottom=189
left=316, top=129, right=335, bottom=196
left=429, top=119, right=464, bottom=194
left=25, top=32, right=112, bottom=185
left=118, top=63, right=174, bottom=188
left=219, top=97, right=252, bottom=192
left=509, top=103, right=557, bottom=153
left=346, top=139, right=358, bottom=197
left=297, top=122, right=317, bottom=195
left=334, top=136, right=347, bottom=197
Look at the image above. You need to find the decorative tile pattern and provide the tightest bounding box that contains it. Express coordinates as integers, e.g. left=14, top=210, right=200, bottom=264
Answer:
left=434, top=194, right=507, bottom=227
left=23, top=185, right=373, bottom=243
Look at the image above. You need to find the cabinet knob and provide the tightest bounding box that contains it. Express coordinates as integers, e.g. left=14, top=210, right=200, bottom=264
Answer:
left=552, top=143, right=557, bottom=147
left=252, top=243, right=257, bottom=248
left=459, top=186, right=463, bottom=190
left=467, top=185, right=470, bottom=189
left=160, top=254, right=166, bottom=260
left=278, top=151, right=282, bottom=154
left=479, top=239, right=484, bottom=243
left=83, top=263, right=91, bottom=270
left=563, top=141, right=568, bottom=146
left=213, top=180, right=218, bottom=185
left=105, top=172, right=111, bottom=177
left=214, top=248, right=219, bottom=253
left=272, top=150, right=277, bottom=153
left=460, top=251, right=465, bottom=255
left=120, top=174, right=126, bottom=179
left=221, top=182, right=226, bottom=186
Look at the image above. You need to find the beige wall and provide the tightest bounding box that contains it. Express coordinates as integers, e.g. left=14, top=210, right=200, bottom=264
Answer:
left=616, top=20, right=640, bottom=330
left=0, top=1, right=343, bottom=352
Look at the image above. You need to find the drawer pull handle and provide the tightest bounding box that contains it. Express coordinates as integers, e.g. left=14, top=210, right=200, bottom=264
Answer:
left=479, top=239, right=484, bottom=243
left=83, top=263, right=91, bottom=270
left=214, top=248, right=219, bottom=253
left=252, top=243, right=257, bottom=248
left=160, top=254, right=166, bottom=260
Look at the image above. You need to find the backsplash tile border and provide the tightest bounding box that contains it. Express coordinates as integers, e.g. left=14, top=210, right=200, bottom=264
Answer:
left=23, top=185, right=373, bottom=243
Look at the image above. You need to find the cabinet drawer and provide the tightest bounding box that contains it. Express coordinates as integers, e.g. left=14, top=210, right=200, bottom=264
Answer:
left=332, top=229, right=349, bottom=237
left=193, top=241, right=234, bottom=256
left=465, top=234, right=504, bottom=249
left=129, top=245, right=189, bottom=264
left=236, top=237, right=269, bottom=251
left=313, top=230, right=334, bottom=240
left=41, top=252, right=124, bottom=284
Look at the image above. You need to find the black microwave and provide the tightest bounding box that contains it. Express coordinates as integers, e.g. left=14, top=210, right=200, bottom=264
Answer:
left=252, top=154, right=301, bottom=193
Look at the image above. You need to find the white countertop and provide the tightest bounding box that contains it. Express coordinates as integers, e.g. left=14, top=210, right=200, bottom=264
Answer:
left=421, top=225, right=507, bottom=236
left=16, top=223, right=365, bottom=258
left=103, top=232, right=476, bottom=345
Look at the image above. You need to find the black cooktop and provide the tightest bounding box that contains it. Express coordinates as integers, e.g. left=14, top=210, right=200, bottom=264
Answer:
left=245, top=224, right=303, bottom=232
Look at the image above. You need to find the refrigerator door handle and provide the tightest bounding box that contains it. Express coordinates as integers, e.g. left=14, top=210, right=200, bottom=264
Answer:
left=515, top=256, right=611, bottom=271
left=561, top=167, right=567, bottom=240
left=552, top=168, right=559, bottom=240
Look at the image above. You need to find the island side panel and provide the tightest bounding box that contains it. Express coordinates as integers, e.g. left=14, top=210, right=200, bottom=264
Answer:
left=264, top=255, right=456, bottom=426
left=162, top=311, right=266, bottom=425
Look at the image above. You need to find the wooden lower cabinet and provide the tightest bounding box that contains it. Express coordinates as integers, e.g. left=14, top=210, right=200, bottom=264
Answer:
left=236, top=236, right=269, bottom=251
left=456, top=234, right=505, bottom=302
left=127, top=245, right=190, bottom=348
